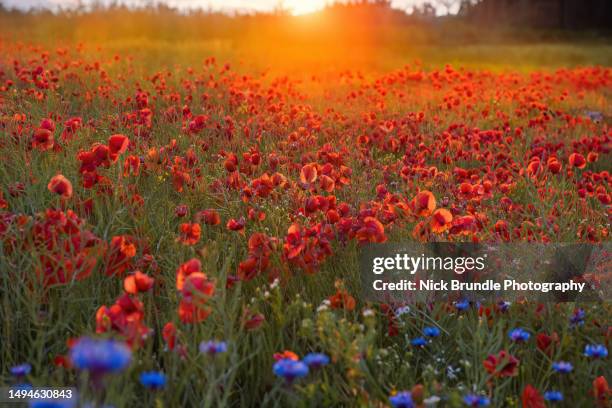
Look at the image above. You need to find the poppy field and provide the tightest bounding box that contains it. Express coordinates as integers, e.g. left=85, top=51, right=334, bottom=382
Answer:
left=0, top=19, right=611, bottom=408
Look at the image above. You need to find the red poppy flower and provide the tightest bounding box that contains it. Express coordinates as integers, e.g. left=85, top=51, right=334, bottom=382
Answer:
left=61, top=117, right=82, bottom=141
left=108, top=134, right=129, bottom=156
left=300, top=163, right=318, bottom=185
left=176, top=266, right=215, bottom=324
left=247, top=207, right=266, bottom=221
left=176, top=258, right=202, bottom=290
left=181, top=272, right=215, bottom=302
left=188, top=114, right=208, bottom=134
left=319, top=174, right=335, bottom=192
left=196, top=209, right=221, bottom=225
left=546, top=156, right=562, bottom=174
left=273, top=350, right=298, bottom=361
left=355, top=216, right=387, bottom=244
left=47, top=174, right=73, bottom=199
left=105, top=235, right=137, bottom=276
left=238, top=256, right=260, bottom=281
left=250, top=234, right=273, bottom=257
left=227, top=217, right=246, bottom=232
left=449, top=215, right=478, bottom=236
left=124, top=270, right=155, bottom=294
left=328, top=289, right=356, bottom=311
left=326, top=209, right=340, bottom=223
left=123, top=155, right=141, bottom=176
left=95, top=293, right=150, bottom=347
left=178, top=223, right=201, bottom=245
left=243, top=310, right=265, bottom=330
left=494, top=220, right=510, bottom=241
left=521, top=385, right=545, bottom=408
left=171, top=167, right=191, bottom=192
left=32, top=128, right=54, bottom=151
left=568, top=153, right=586, bottom=169
left=412, top=220, right=431, bottom=242
left=77, top=150, right=97, bottom=174
left=39, top=118, right=56, bottom=132
left=412, top=190, right=436, bottom=216
left=430, top=208, right=453, bottom=233
left=483, top=350, right=519, bottom=377
left=224, top=153, right=238, bottom=172
left=593, top=376, right=610, bottom=407
left=237, top=232, right=275, bottom=280
left=0, top=193, right=7, bottom=209
left=92, top=144, right=111, bottom=168
left=411, top=385, right=424, bottom=405
left=178, top=299, right=211, bottom=324
left=536, top=332, right=558, bottom=356
left=175, top=204, right=188, bottom=217
left=526, top=158, right=541, bottom=178
left=16, top=209, right=102, bottom=287
left=162, top=322, right=177, bottom=351
left=53, top=355, right=71, bottom=369
left=459, top=182, right=473, bottom=195
left=284, top=224, right=305, bottom=259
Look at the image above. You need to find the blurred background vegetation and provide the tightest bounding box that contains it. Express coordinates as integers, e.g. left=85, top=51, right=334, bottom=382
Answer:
left=1, top=0, right=611, bottom=71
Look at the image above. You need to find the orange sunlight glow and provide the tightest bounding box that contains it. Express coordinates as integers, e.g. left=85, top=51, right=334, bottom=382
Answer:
left=284, top=0, right=327, bottom=15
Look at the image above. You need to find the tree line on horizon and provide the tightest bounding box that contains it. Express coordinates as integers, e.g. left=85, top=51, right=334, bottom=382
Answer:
left=0, top=0, right=609, bottom=31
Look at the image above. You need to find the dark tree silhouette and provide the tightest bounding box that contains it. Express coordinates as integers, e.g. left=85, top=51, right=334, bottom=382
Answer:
left=465, top=0, right=612, bottom=29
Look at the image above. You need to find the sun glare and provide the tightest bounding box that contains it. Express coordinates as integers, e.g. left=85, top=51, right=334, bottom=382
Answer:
left=284, top=0, right=327, bottom=15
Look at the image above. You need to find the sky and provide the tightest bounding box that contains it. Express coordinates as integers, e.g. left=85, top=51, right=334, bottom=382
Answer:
left=1, top=0, right=460, bottom=15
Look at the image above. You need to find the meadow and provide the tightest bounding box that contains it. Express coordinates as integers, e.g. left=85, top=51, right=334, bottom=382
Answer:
left=0, top=6, right=611, bottom=407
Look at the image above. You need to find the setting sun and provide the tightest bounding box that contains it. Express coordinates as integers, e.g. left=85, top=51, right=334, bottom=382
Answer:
left=284, top=0, right=327, bottom=15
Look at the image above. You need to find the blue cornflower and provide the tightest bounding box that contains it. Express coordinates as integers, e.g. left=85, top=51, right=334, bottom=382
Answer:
left=395, top=306, right=411, bottom=317
left=69, top=337, right=131, bottom=375
left=552, top=361, right=573, bottom=373
left=273, top=359, right=309, bottom=383
left=139, top=371, right=167, bottom=389
left=455, top=299, right=470, bottom=311
left=544, top=391, right=563, bottom=402
left=303, top=353, right=330, bottom=368
left=584, top=344, right=608, bottom=358
left=411, top=337, right=427, bottom=347
left=199, top=340, right=228, bottom=355
left=10, top=363, right=32, bottom=377
left=389, top=391, right=414, bottom=408
left=423, top=326, right=441, bottom=338
left=463, top=394, right=491, bottom=406
left=29, top=400, right=75, bottom=408
left=585, top=111, right=604, bottom=122
left=497, top=301, right=511, bottom=312
left=508, top=328, right=530, bottom=342
left=569, top=308, right=585, bottom=326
